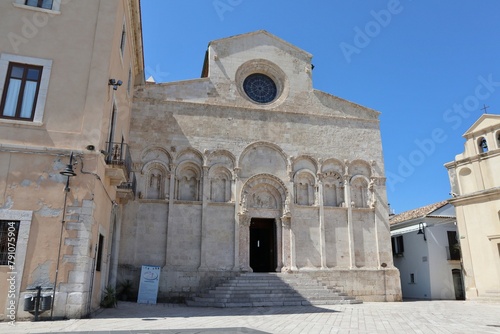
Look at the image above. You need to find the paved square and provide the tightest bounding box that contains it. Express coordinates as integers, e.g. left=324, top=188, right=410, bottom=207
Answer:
left=2, top=301, right=500, bottom=333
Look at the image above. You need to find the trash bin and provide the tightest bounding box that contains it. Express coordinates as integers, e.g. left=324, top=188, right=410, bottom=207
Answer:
left=40, top=293, right=52, bottom=311
left=23, top=294, right=35, bottom=312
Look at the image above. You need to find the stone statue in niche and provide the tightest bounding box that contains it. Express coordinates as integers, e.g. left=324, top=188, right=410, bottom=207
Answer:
left=179, top=176, right=197, bottom=201
left=240, top=194, right=248, bottom=213
left=284, top=196, right=290, bottom=213
left=211, top=177, right=227, bottom=202
left=146, top=170, right=163, bottom=199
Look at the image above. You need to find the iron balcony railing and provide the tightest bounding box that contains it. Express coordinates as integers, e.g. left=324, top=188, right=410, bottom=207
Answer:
left=116, top=171, right=136, bottom=195
left=105, top=142, right=132, bottom=174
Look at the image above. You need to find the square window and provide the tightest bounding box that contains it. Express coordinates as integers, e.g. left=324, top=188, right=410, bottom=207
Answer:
left=447, top=231, right=461, bottom=261
left=391, top=235, right=404, bottom=255
left=1, top=62, right=43, bottom=121
left=0, top=220, right=20, bottom=265
left=410, top=273, right=415, bottom=284
left=0, top=54, right=52, bottom=124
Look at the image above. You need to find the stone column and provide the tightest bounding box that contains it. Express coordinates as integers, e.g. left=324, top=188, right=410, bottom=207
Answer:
left=238, top=213, right=252, bottom=272
left=282, top=214, right=296, bottom=271
left=317, top=176, right=327, bottom=269
left=198, top=166, right=209, bottom=270
left=344, top=173, right=355, bottom=269
left=370, top=177, right=381, bottom=268
left=275, top=217, right=283, bottom=272
left=281, top=215, right=290, bottom=271
left=165, top=163, right=176, bottom=266
left=233, top=168, right=241, bottom=271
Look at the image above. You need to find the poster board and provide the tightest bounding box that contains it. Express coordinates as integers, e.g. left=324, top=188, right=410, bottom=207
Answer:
left=137, top=265, right=161, bottom=304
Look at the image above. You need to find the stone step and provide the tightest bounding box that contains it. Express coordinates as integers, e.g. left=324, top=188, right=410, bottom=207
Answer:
left=187, top=272, right=363, bottom=308
left=194, top=294, right=354, bottom=303
left=186, top=298, right=362, bottom=308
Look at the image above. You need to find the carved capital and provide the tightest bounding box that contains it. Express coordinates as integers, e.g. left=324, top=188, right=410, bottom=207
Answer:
left=281, top=215, right=291, bottom=229
left=238, top=214, right=251, bottom=227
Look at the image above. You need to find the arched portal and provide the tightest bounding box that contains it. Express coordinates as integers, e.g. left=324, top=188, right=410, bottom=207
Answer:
left=238, top=174, right=289, bottom=272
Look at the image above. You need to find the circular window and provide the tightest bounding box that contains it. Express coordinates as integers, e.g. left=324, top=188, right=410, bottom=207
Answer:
left=243, top=73, right=277, bottom=104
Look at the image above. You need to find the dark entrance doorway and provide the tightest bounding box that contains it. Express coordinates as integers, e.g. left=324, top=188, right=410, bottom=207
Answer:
left=452, top=269, right=465, bottom=300
left=250, top=218, right=276, bottom=272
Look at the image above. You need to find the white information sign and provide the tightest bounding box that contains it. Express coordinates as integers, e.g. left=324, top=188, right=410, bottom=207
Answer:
left=137, top=265, right=161, bottom=304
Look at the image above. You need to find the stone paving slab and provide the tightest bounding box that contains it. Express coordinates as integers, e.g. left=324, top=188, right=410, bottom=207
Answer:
left=2, top=300, right=500, bottom=334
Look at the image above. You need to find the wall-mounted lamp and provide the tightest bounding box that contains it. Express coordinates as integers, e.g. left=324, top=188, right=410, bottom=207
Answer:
left=59, top=152, right=76, bottom=178
left=417, top=222, right=427, bottom=241
left=108, top=79, right=123, bottom=91
left=52, top=152, right=77, bottom=319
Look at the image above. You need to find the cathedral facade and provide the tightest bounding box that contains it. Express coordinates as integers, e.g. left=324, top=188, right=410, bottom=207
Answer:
left=119, top=31, right=401, bottom=302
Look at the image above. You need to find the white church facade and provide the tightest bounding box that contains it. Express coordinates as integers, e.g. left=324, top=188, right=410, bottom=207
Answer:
left=118, top=31, right=401, bottom=302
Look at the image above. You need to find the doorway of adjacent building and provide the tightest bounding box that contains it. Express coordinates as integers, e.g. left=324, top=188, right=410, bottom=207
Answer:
left=250, top=218, right=276, bottom=272
left=452, top=269, right=465, bottom=300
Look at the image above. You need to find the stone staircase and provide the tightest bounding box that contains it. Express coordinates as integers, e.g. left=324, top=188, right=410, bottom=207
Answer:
left=186, top=272, right=362, bottom=307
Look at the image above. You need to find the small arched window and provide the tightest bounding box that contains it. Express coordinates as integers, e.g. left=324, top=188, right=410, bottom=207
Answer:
left=496, top=131, right=500, bottom=149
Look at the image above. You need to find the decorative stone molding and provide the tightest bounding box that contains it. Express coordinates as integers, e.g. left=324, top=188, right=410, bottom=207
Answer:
left=238, top=213, right=251, bottom=227
left=281, top=215, right=291, bottom=228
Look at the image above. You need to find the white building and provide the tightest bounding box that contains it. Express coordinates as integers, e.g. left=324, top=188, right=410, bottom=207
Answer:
left=390, top=201, right=464, bottom=300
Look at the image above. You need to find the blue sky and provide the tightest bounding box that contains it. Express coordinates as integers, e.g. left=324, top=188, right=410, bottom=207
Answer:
left=141, top=1, right=500, bottom=214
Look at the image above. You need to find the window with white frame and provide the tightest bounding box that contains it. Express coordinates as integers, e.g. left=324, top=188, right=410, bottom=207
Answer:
left=1, top=63, right=42, bottom=121
left=25, top=0, right=53, bottom=9
left=120, top=23, right=126, bottom=57
left=0, top=54, right=52, bottom=123
left=13, top=0, right=62, bottom=12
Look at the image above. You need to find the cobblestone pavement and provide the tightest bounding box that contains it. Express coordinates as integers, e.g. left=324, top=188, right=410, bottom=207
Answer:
left=2, top=300, right=500, bottom=333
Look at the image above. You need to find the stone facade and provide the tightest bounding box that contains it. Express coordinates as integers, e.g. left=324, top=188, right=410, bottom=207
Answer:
left=445, top=114, right=500, bottom=301
left=120, top=31, right=401, bottom=302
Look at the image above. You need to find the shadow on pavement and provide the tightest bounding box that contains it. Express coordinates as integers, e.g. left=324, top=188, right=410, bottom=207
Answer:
left=50, top=329, right=270, bottom=334
left=93, top=301, right=339, bottom=320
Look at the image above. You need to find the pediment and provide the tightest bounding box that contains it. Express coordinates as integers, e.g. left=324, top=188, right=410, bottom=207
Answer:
left=463, top=114, right=500, bottom=138
left=208, top=30, right=312, bottom=62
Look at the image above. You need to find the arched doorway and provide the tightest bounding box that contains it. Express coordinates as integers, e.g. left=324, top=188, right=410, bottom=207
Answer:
left=239, top=173, right=289, bottom=273
left=452, top=269, right=465, bottom=300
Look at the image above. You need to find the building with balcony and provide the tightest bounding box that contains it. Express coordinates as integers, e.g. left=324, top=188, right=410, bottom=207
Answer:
left=0, top=0, right=143, bottom=320
left=445, top=113, right=500, bottom=301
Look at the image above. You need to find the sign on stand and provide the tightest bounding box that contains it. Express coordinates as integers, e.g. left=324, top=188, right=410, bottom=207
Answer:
left=137, top=265, right=161, bottom=304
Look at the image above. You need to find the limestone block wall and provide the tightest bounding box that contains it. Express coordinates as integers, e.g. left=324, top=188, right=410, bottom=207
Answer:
left=119, top=31, right=401, bottom=302
left=293, top=207, right=321, bottom=268
left=203, top=204, right=236, bottom=269
left=312, top=269, right=402, bottom=302
left=324, top=208, right=350, bottom=268
left=352, top=210, right=378, bottom=268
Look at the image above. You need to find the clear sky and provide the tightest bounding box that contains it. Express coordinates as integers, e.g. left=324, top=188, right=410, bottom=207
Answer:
left=140, top=1, right=500, bottom=214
